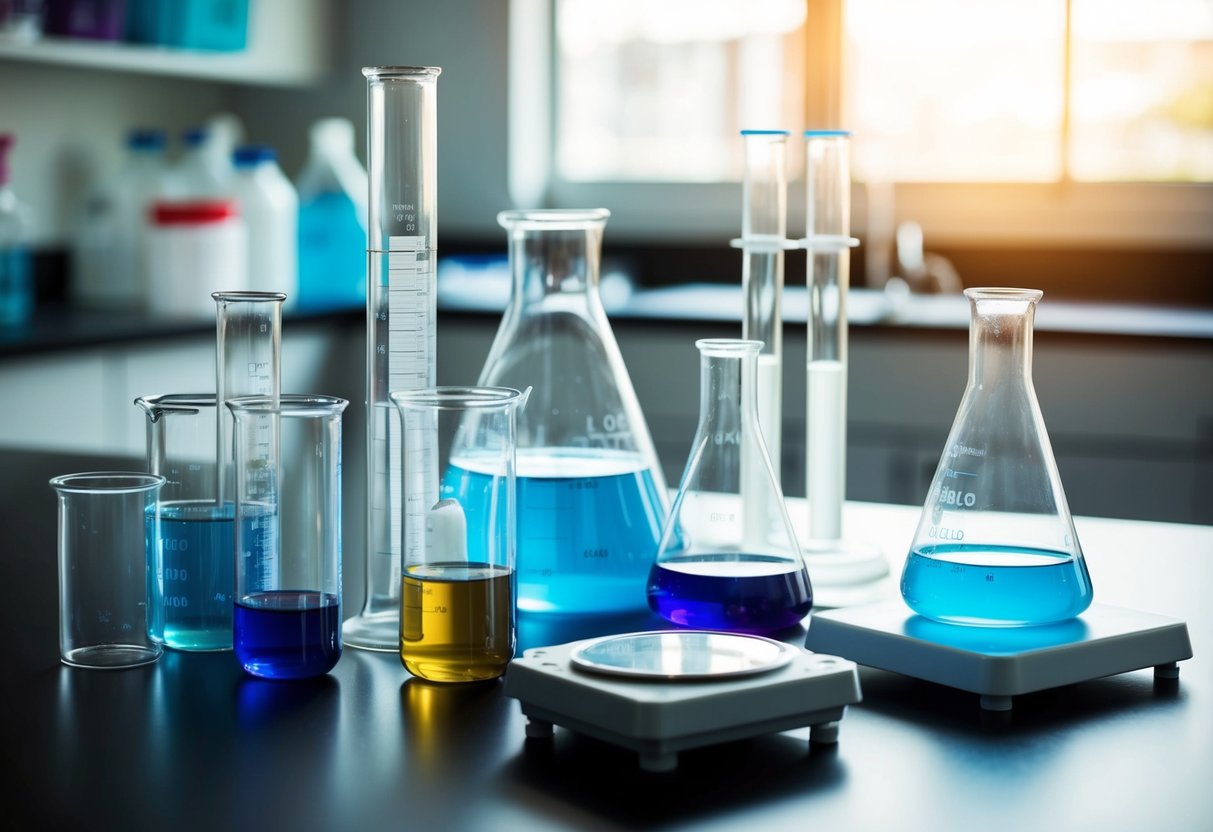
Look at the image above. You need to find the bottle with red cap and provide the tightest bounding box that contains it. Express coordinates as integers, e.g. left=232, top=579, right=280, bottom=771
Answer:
left=145, top=199, right=247, bottom=318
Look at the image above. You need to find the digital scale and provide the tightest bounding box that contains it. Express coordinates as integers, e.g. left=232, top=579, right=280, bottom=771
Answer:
left=503, top=631, right=862, bottom=772
left=804, top=601, right=1193, bottom=711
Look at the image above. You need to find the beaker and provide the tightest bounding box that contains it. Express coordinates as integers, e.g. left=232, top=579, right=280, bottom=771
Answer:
left=347, top=66, right=441, bottom=652
left=213, top=291, right=284, bottom=506
left=800, top=130, right=888, bottom=603
left=391, top=386, right=526, bottom=683
left=229, top=395, right=348, bottom=679
left=478, top=209, right=669, bottom=617
left=51, top=472, right=166, bottom=669
left=647, top=339, right=811, bottom=634
left=901, top=288, right=1094, bottom=627
left=134, top=394, right=233, bottom=651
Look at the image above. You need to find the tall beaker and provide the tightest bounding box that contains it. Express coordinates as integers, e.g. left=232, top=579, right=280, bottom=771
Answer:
left=901, top=288, right=1093, bottom=626
left=392, top=386, right=525, bottom=683
left=478, top=209, right=668, bottom=617
left=647, top=339, right=811, bottom=634
left=346, top=66, right=441, bottom=651
left=134, top=394, right=233, bottom=651
left=229, top=394, right=348, bottom=679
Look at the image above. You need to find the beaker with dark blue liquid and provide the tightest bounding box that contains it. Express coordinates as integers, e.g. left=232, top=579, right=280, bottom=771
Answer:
left=229, top=395, right=348, bottom=679
left=648, top=339, right=811, bottom=634
left=900, top=288, right=1093, bottom=627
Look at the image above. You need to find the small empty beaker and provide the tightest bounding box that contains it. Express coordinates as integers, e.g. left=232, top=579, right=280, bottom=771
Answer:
left=51, top=472, right=166, bottom=669
left=392, top=386, right=525, bottom=683
left=229, top=394, right=348, bottom=679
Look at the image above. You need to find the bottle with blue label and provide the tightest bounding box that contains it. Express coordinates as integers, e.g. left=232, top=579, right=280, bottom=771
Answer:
left=295, top=118, right=368, bottom=310
left=900, top=288, right=1093, bottom=627
left=475, top=209, right=669, bottom=617
left=0, top=133, right=32, bottom=327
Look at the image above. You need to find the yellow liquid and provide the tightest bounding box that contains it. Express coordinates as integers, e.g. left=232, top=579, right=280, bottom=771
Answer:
left=401, top=562, right=515, bottom=682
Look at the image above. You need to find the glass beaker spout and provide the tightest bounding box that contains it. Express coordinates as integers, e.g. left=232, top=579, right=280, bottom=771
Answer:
left=478, top=209, right=669, bottom=617
left=648, top=339, right=811, bottom=634
left=901, top=288, right=1093, bottom=626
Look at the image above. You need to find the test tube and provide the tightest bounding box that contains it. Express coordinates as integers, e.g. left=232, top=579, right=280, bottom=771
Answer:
left=213, top=291, right=284, bottom=506
left=345, top=66, right=441, bottom=652
left=735, top=130, right=790, bottom=548
left=802, top=131, right=888, bottom=602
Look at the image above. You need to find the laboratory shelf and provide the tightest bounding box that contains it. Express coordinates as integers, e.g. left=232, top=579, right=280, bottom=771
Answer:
left=0, top=0, right=333, bottom=87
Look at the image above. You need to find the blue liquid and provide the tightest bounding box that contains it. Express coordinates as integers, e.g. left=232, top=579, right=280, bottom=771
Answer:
left=901, top=543, right=1093, bottom=626
left=297, top=191, right=366, bottom=310
left=0, top=245, right=33, bottom=326
left=445, top=449, right=666, bottom=616
left=147, top=501, right=234, bottom=651
left=234, top=591, right=341, bottom=679
left=648, top=554, right=813, bottom=633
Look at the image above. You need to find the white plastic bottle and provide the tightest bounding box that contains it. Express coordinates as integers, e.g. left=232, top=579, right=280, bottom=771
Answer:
left=295, top=118, right=369, bottom=310
left=73, top=128, right=173, bottom=310
left=229, top=145, right=298, bottom=306
left=168, top=126, right=229, bottom=199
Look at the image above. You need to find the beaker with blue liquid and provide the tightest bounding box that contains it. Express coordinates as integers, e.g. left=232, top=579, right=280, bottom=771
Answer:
left=135, top=394, right=234, bottom=651
left=648, top=339, right=812, bottom=634
left=901, top=288, right=1094, bottom=627
left=477, top=209, right=669, bottom=617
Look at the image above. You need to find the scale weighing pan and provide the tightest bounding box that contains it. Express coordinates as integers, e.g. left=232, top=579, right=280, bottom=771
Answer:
left=504, top=630, right=862, bottom=772
left=804, top=601, right=1192, bottom=711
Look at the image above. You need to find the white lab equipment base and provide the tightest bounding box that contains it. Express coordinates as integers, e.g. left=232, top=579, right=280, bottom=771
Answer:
left=804, top=601, right=1193, bottom=711
left=503, top=639, right=862, bottom=772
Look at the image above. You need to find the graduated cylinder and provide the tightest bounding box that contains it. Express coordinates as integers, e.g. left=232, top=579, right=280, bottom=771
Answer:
left=347, top=66, right=441, bottom=651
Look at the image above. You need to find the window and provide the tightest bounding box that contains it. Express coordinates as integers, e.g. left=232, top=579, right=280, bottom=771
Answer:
left=513, top=0, right=1213, bottom=247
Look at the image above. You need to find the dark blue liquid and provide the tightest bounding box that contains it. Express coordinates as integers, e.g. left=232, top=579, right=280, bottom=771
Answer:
left=147, top=501, right=235, bottom=651
left=647, top=555, right=813, bottom=634
left=901, top=543, right=1093, bottom=626
left=234, top=591, right=341, bottom=679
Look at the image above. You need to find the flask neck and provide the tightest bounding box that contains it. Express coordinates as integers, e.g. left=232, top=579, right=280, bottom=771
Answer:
left=697, top=342, right=761, bottom=432
left=506, top=223, right=604, bottom=305
left=967, top=289, right=1040, bottom=387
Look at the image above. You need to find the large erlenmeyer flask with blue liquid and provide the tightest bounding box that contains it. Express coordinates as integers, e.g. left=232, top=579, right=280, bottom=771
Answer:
left=901, top=288, right=1093, bottom=626
left=475, top=209, right=668, bottom=617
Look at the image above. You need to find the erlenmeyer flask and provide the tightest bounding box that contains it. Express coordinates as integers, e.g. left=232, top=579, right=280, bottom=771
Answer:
left=648, top=339, right=811, bottom=634
left=902, top=288, right=1093, bottom=626
left=477, top=209, right=669, bottom=617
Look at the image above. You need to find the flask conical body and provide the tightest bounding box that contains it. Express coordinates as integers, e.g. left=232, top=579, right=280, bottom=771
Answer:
left=648, top=339, right=811, bottom=633
left=901, top=288, right=1093, bottom=626
left=476, top=209, right=668, bottom=616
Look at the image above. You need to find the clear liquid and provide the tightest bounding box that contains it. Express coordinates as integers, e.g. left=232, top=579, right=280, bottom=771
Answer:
left=297, top=191, right=366, bottom=310
left=648, top=554, right=813, bottom=633
left=901, top=543, right=1093, bottom=626
left=147, top=501, right=234, bottom=651
left=445, top=448, right=665, bottom=616
left=401, top=562, right=514, bottom=682
left=234, top=590, right=341, bottom=679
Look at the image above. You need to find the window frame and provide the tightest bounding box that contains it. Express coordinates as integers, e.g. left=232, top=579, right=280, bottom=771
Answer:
left=511, top=0, right=1213, bottom=249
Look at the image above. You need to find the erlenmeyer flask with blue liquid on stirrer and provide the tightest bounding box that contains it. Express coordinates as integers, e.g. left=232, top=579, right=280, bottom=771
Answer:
left=475, top=209, right=669, bottom=617
left=901, top=288, right=1093, bottom=627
